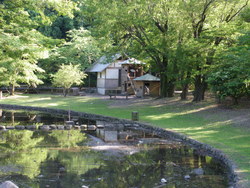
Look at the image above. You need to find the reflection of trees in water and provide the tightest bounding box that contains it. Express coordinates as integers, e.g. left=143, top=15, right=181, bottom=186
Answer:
left=0, top=129, right=227, bottom=187
left=49, top=130, right=87, bottom=148
left=37, top=150, right=103, bottom=188
left=0, top=130, right=43, bottom=151
left=0, top=130, right=48, bottom=179
left=0, top=130, right=90, bottom=187
left=0, top=109, right=66, bottom=126
left=78, top=147, right=227, bottom=188
left=34, top=131, right=98, bottom=187
left=0, top=148, right=48, bottom=179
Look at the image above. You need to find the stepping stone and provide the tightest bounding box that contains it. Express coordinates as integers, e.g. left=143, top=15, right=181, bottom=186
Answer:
left=57, top=125, right=65, bottom=130
left=0, top=126, right=6, bottom=130
left=0, top=180, right=19, bottom=188
left=40, top=125, right=50, bottom=131
left=50, top=125, right=57, bottom=130
left=15, top=125, right=25, bottom=130
left=26, top=125, right=37, bottom=130
left=65, top=125, right=72, bottom=130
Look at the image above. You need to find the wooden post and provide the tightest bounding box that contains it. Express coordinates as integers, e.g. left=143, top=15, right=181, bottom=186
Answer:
left=131, top=111, right=139, bottom=121
left=68, top=106, right=71, bottom=121
left=0, top=91, right=2, bottom=99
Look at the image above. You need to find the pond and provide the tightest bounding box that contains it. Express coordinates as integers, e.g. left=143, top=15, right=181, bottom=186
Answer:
left=0, top=109, right=229, bottom=188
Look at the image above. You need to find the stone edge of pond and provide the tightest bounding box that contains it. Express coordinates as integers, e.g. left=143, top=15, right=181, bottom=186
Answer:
left=0, top=104, right=238, bottom=188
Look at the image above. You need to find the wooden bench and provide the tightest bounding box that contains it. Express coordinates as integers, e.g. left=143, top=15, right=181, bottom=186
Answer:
left=106, top=89, right=128, bottom=99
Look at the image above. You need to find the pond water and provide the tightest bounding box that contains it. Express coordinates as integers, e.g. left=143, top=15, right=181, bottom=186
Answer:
left=0, top=109, right=229, bottom=188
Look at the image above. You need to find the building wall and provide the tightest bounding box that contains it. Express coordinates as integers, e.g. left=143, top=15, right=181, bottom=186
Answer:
left=105, top=79, right=119, bottom=88
left=134, top=81, right=160, bottom=97
left=148, top=82, right=160, bottom=97
left=106, top=69, right=119, bottom=79
left=96, top=61, right=146, bottom=95
left=97, top=70, right=106, bottom=88
left=96, top=65, right=121, bottom=95
left=134, top=81, right=144, bottom=97
left=97, top=70, right=106, bottom=94
left=97, top=88, right=106, bottom=95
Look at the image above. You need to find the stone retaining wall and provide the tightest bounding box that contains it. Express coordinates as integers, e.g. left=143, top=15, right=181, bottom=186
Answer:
left=0, top=104, right=238, bottom=188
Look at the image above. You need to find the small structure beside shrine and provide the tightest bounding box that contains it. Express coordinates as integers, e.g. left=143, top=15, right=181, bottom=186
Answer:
left=133, top=74, right=161, bottom=97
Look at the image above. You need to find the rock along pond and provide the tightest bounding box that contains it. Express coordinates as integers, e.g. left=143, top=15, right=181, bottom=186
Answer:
left=0, top=109, right=229, bottom=188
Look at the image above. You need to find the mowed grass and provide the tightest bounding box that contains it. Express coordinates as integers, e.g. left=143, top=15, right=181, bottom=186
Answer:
left=1, top=94, right=250, bottom=186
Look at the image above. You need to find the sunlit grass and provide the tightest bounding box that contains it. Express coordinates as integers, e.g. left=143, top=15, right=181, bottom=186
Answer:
left=0, top=94, right=250, bottom=186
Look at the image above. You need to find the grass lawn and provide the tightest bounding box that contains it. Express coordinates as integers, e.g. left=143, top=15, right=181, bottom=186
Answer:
left=0, top=94, right=249, bottom=187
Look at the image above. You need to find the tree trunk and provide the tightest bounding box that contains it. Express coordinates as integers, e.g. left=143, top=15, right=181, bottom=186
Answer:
left=167, top=79, right=175, bottom=97
left=193, top=75, right=207, bottom=102
left=181, top=83, right=189, bottom=100
left=232, top=97, right=239, bottom=105
left=160, top=73, right=168, bottom=98
left=63, top=88, right=68, bottom=97
left=180, top=72, right=191, bottom=100
left=202, top=81, right=207, bottom=100
left=160, top=73, right=175, bottom=98
left=11, top=85, right=15, bottom=96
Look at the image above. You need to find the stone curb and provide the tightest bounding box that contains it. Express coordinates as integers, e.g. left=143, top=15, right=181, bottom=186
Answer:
left=0, top=104, right=238, bottom=187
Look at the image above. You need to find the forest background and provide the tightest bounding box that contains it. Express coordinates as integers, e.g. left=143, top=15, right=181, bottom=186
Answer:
left=0, top=0, right=249, bottom=103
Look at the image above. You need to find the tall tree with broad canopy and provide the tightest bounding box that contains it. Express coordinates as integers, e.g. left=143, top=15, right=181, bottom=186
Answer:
left=83, top=0, right=187, bottom=97
left=52, top=64, right=86, bottom=97
left=82, top=0, right=249, bottom=99
left=208, top=11, right=250, bottom=105
left=182, top=0, right=249, bottom=101
left=0, top=0, right=77, bottom=94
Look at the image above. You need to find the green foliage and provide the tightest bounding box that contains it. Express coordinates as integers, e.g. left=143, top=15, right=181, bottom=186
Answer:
left=0, top=130, right=44, bottom=151
left=240, top=7, right=250, bottom=22
left=40, top=28, right=101, bottom=82
left=39, top=16, right=75, bottom=39
left=0, top=0, right=78, bottom=93
left=0, top=148, right=48, bottom=179
left=52, top=64, right=86, bottom=96
left=208, top=32, right=250, bottom=104
left=49, top=130, right=87, bottom=148
left=0, top=129, right=47, bottom=179
left=0, top=0, right=91, bottom=93
left=83, top=0, right=249, bottom=98
left=57, top=150, right=102, bottom=176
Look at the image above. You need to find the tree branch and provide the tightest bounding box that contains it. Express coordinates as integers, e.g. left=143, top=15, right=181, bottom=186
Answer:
left=193, top=0, right=215, bottom=38
left=225, top=0, right=249, bottom=22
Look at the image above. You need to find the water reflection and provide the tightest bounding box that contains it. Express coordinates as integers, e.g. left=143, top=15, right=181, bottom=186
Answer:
left=0, top=109, right=228, bottom=188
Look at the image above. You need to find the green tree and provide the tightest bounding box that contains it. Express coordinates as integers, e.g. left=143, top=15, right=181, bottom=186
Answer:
left=83, top=0, right=191, bottom=97
left=182, top=0, right=249, bottom=101
left=52, top=64, right=86, bottom=97
left=82, top=0, right=249, bottom=99
left=0, top=0, right=77, bottom=94
left=208, top=31, right=250, bottom=105
left=40, top=28, right=100, bottom=83
left=0, top=30, right=46, bottom=95
left=39, top=16, right=75, bottom=39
